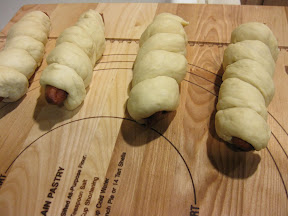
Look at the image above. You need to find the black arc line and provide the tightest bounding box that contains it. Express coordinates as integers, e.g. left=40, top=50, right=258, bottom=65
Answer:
left=271, top=132, right=288, bottom=160
left=266, top=147, right=288, bottom=199
left=188, top=63, right=223, bottom=78
left=4, top=116, right=197, bottom=205
left=184, top=77, right=288, bottom=200
left=184, top=79, right=218, bottom=97
left=1, top=58, right=287, bottom=201
left=187, top=71, right=221, bottom=87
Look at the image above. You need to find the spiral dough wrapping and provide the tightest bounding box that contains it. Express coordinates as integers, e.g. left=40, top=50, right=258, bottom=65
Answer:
left=127, top=13, right=189, bottom=123
left=215, top=22, right=278, bottom=151
left=0, top=11, right=50, bottom=102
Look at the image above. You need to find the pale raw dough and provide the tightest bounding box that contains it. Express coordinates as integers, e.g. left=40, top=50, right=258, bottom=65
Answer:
left=0, top=10, right=50, bottom=102
left=40, top=63, right=86, bottom=110
left=56, top=26, right=96, bottom=64
left=0, top=48, right=37, bottom=79
left=0, top=66, right=28, bottom=102
left=231, top=22, right=279, bottom=61
left=127, top=76, right=179, bottom=123
left=20, top=11, right=51, bottom=34
left=5, top=35, right=45, bottom=66
left=78, top=9, right=104, bottom=31
left=139, top=18, right=188, bottom=47
left=41, top=10, right=105, bottom=110
left=223, top=59, right=275, bottom=106
left=46, top=42, right=93, bottom=87
left=76, top=11, right=105, bottom=65
left=132, top=50, right=187, bottom=87
left=215, top=107, right=271, bottom=151
left=223, top=40, right=275, bottom=77
left=154, top=13, right=189, bottom=27
left=135, top=33, right=187, bottom=65
left=217, top=78, right=267, bottom=120
left=7, top=19, right=48, bottom=44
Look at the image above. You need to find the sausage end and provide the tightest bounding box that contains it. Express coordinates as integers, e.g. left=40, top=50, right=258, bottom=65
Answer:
left=231, top=137, right=255, bottom=151
left=45, top=85, right=68, bottom=106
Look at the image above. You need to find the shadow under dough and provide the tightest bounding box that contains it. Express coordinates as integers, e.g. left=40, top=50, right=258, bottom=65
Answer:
left=121, top=109, right=176, bottom=147
left=206, top=65, right=261, bottom=179
left=32, top=85, right=82, bottom=131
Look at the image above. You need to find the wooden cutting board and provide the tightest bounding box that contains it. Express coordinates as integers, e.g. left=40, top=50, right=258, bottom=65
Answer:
left=0, top=3, right=287, bottom=216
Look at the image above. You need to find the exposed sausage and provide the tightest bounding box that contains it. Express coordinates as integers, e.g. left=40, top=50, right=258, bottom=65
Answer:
left=231, top=136, right=255, bottom=151
left=43, top=11, right=50, bottom=18
left=100, top=13, right=104, bottom=23
left=45, top=85, right=68, bottom=105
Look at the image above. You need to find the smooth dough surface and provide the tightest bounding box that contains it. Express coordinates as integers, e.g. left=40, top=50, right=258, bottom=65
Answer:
left=21, top=11, right=51, bottom=34
left=0, top=66, right=28, bottom=102
left=154, top=13, right=189, bottom=27
left=223, top=40, right=275, bottom=77
left=56, top=26, right=96, bottom=64
left=46, top=42, right=93, bottom=87
left=76, top=14, right=105, bottom=65
left=5, top=35, right=45, bottom=66
left=139, top=18, right=187, bottom=47
left=132, top=50, right=187, bottom=87
left=40, top=63, right=86, bottom=110
left=231, top=22, right=279, bottom=61
left=0, top=48, right=37, bottom=79
left=135, top=33, right=186, bottom=65
left=215, top=107, right=270, bottom=151
left=7, top=20, right=48, bottom=44
left=223, top=59, right=274, bottom=106
left=78, top=9, right=104, bottom=31
left=127, top=76, right=179, bottom=123
left=217, top=78, right=267, bottom=120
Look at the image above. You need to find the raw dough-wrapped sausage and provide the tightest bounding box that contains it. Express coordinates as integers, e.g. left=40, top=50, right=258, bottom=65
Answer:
left=215, top=22, right=277, bottom=151
left=40, top=10, right=105, bottom=110
left=4, top=36, right=45, bottom=66
left=231, top=22, right=279, bottom=61
left=135, top=33, right=187, bottom=65
left=132, top=50, right=187, bottom=87
left=217, top=78, right=267, bottom=120
left=46, top=42, right=93, bottom=87
left=0, top=66, right=28, bottom=102
left=0, top=11, right=50, bottom=102
left=139, top=18, right=188, bottom=47
left=223, top=40, right=275, bottom=77
left=40, top=63, right=86, bottom=110
left=127, top=13, right=188, bottom=124
left=0, top=48, right=37, bottom=79
left=128, top=76, right=180, bottom=122
left=223, top=59, right=274, bottom=106
left=215, top=108, right=271, bottom=151
left=7, top=11, right=50, bottom=45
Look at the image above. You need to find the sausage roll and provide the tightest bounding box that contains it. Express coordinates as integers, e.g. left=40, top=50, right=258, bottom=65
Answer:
left=127, top=13, right=189, bottom=124
left=215, top=22, right=278, bottom=151
left=0, top=11, right=50, bottom=102
left=40, top=10, right=105, bottom=110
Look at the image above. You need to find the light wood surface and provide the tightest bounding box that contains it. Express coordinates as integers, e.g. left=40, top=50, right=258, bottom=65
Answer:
left=0, top=3, right=287, bottom=216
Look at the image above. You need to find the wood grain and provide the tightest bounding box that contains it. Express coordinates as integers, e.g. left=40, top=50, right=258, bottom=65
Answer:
left=0, top=3, right=288, bottom=216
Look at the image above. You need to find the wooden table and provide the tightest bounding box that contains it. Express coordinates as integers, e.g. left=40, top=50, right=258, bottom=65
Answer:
left=0, top=3, right=287, bottom=216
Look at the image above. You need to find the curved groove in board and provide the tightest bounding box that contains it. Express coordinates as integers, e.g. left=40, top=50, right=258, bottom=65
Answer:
left=183, top=79, right=218, bottom=97
left=271, top=132, right=288, bottom=160
left=266, top=147, right=288, bottom=199
left=268, top=111, right=288, bottom=140
left=0, top=60, right=287, bottom=200
left=187, top=71, right=221, bottom=87
left=188, top=63, right=223, bottom=78
left=183, top=78, right=288, bottom=199
left=4, top=116, right=197, bottom=205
